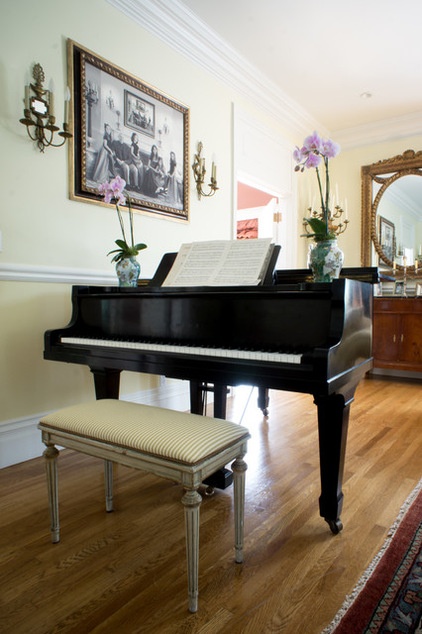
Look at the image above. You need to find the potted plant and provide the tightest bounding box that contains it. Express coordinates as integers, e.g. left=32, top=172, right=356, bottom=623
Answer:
left=98, top=176, right=147, bottom=287
left=293, top=131, right=345, bottom=281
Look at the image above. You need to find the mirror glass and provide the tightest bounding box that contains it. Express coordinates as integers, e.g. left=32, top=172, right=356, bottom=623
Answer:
left=378, top=175, right=422, bottom=264
left=31, top=97, right=48, bottom=116
left=361, top=150, right=422, bottom=271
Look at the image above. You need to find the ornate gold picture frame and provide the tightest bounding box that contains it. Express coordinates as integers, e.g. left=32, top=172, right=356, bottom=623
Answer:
left=67, top=40, right=189, bottom=221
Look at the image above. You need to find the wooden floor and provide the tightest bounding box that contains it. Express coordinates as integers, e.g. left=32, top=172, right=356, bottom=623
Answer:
left=1, top=375, right=421, bottom=634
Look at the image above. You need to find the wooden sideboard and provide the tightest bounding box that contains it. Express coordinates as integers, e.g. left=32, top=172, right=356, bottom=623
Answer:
left=373, top=298, right=422, bottom=372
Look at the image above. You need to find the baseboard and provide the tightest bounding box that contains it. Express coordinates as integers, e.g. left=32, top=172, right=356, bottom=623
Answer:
left=0, top=380, right=195, bottom=469
left=370, top=368, right=422, bottom=381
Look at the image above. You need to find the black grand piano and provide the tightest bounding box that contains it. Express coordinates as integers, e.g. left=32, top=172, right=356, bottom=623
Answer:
left=44, top=255, right=375, bottom=534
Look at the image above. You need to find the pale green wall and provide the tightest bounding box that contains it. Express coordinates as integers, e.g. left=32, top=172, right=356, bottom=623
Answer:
left=0, top=0, right=421, bottom=431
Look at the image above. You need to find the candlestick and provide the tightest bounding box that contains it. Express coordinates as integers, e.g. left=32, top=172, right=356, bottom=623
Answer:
left=64, top=87, right=70, bottom=125
left=49, top=79, right=55, bottom=118
left=48, top=90, right=54, bottom=118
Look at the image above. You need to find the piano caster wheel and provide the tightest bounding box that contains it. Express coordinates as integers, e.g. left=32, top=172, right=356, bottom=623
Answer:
left=204, top=485, right=215, bottom=496
left=262, top=408, right=269, bottom=417
left=326, top=518, right=343, bottom=535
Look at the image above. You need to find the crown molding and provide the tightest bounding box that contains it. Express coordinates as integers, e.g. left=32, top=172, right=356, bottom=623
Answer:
left=107, top=0, right=422, bottom=149
left=333, top=112, right=422, bottom=149
left=106, top=0, right=322, bottom=137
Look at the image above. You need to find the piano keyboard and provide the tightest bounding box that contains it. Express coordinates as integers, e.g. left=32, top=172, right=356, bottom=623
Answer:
left=61, top=337, right=302, bottom=364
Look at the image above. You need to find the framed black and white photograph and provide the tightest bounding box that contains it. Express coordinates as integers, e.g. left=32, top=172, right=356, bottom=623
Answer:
left=394, top=281, right=404, bottom=296
left=379, top=216, right=395, bottom=263
left=68, top=40, right=189, bottom=221
left=124, top=90, right=155, bottom=137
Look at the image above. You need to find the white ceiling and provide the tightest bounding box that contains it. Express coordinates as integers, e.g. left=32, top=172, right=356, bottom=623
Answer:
left=178, top=0, right=422, bottom=135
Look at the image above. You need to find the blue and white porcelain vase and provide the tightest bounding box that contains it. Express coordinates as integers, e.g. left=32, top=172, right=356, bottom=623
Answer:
left=115, top=257, right=140, bottom=287
left=308, top=239, right=344, bottom=282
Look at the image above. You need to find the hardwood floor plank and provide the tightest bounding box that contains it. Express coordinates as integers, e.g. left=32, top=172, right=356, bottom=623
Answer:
left=0, top=376, right=420, bottom=633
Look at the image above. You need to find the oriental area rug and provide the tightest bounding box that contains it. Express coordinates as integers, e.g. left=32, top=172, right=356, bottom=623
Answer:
left=322, top=478, right=422, bottom=634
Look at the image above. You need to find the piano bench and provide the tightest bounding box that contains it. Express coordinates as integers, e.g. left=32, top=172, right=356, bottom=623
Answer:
left=38, top=399, right=250, bottom=613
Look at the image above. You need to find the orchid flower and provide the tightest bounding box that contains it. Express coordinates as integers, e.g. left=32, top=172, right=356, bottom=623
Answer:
left=293, top=131, right=341, bottom=241
left=98, top=176, right=147, bottom=263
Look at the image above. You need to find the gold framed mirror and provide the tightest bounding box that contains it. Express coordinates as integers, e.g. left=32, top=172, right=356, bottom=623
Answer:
left=361, top=149, right=422, bottom=271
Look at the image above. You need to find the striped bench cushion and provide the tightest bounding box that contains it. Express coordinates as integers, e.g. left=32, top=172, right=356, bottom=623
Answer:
left=39, top=400, right=250, bottom=465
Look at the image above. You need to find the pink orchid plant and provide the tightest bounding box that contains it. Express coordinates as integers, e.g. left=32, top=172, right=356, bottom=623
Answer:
left=98, top=175, right=147, bottom=263
left=293, top=131, right=340, bottom=241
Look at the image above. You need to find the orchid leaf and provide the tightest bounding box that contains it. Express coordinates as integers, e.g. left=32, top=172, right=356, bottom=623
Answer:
left=305, top=217, right=327, bottom=235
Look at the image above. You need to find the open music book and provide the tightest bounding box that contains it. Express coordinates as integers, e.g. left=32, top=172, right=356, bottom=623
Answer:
left=162, top=238, right=277, bottom=287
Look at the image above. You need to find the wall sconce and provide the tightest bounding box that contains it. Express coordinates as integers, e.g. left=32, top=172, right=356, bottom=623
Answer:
left=192, top=141, right=218, bottom=200
left=19, top=63, right=72, bottom=152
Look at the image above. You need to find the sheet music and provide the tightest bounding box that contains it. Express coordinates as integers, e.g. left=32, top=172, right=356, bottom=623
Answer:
left=162, top=238, right=274, bottom=287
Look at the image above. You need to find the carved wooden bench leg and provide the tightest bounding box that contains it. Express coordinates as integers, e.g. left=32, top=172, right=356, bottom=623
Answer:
left=181, top=488, right=202, bottom=613
left=43, top=444, right=60, bottom=544
left=232, top=455, right=247, bottom=564
left=104, top=459, right=113, bottom=512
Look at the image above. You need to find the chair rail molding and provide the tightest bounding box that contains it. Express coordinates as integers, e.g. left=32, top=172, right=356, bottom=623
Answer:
left=0, top=262, right=114, bottom=284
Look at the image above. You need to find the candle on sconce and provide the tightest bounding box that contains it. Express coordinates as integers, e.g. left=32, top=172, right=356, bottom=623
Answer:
left=64, top=86, right=71, bottom=124
left=211, top=153, right=217, bottom=181
left=415, top=259, right=418, bottom=273
left=24, top=85, right=30, bottom=110
left=48, top=79, right=55, bottom=117
left=393, top=261, right=396, bottom=272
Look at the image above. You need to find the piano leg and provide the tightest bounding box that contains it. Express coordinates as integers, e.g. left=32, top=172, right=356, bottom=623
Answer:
left=91, top=368, right=122, bottom=400
left=189, top=381, right=205, bottom=415
left=257, top=387, right=270, bottom=416
left=315, top=392, right=352, bottom=534
left=189, top=381, right=227, bottom=419
left=213, top=384, right=227, bottom=420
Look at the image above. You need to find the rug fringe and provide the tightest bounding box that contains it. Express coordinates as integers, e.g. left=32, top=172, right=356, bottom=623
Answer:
left=321, top=478, right=422, bottom=634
